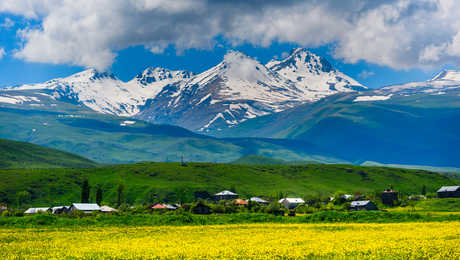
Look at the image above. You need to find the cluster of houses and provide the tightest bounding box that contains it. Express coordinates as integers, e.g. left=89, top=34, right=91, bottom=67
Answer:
left=24, top=203, right=117, bottom=215
left=21, top=185, right=460, bottom=215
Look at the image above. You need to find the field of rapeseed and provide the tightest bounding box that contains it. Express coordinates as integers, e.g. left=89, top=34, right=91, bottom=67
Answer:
left=1, top=222, right=459, bottom=259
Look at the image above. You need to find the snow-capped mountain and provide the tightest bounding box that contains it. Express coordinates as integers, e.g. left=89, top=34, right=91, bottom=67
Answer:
left=1, top=48, right=365, bottom=132
left=4, top=68, right=191, bottom=116
left=353, top=69, right=460, bottom=102
left=267, top=48, right=367, bottom=101
left=136, top=51, right=306, bottom=131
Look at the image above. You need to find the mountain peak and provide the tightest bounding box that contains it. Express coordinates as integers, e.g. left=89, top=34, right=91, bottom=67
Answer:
left=135, top=67, right=193, bottom=85
left=431, top=70, right=460, bottom=82
left=223, top=50, right=252, bottom=63
left=73, top=69, right=117, bottom=81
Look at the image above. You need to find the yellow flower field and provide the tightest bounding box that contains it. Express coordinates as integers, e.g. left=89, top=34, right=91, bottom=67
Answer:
left=1, top=222, right=459, bottom=259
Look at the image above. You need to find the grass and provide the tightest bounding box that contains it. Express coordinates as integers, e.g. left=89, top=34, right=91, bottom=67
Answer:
left=0, top=162, right=458, bottom=207
left=0, top=138, right=98, bottom=169
left=1, top=211, right=460, bottom=228
left=390, top=198, right=460, bottom=212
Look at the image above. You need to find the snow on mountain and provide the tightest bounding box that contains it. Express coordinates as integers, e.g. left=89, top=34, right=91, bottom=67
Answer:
left=135, top=51, right=306, bottom=131
left=5, top=68, right=191, bottom=116
left=374, top=69, right=460, bottom=96
left=267, top=48, right=366, bottom=101
left=1, top=49, right=366, bottom=132
left=350, top=69, right=460, bottom=102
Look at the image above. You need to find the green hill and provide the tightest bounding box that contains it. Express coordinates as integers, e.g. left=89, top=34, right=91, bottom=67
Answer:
left=1, top=162, right=457, bottom=207
left=232, top=155, right=321, bottom=165
left=215, top=92, right=460, bottom=168
left=0, top=138, right=98, bottom=169
left=232, top=155, right=289, bottom=165
left=0, top=106, right=343, bottom=164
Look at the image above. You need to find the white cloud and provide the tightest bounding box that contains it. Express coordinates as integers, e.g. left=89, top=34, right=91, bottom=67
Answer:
left=358, top=70, right=375, bottom=79
left=0, top=17, right=14, bottom=28
left=1, top=0, right=460, bottom=70
left=0, top=48, right=5, bottom=59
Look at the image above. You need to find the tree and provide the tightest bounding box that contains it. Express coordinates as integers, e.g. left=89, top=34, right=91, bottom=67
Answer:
left=117, top=183, right=125, bottom=207
left=421, top=185, right=426, bottom=196
left=95, top=185, right=103, bottom=205
left=230, top=185, right=236, bottom=193
left=81, top=179, right=90, bottom=203
left=16, top=191, right=30, bottom=208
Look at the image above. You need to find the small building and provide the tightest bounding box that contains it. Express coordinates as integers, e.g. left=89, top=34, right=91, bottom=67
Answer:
left=0, top=203, right=8, bottom=212
left=437, top=186, right=460, bottom=198
left=234, top=199, right=248, bottom=206
left=100, top=206, right=118, bottom=213
left=191, top=201, right=211, bottom=215
left=350, top=200, right=378, bottom=211
left=381, top=189, right=398, bottom=206
left=249, top=197, right=270, bottom=205
left=24, top=207, right=50, bottom=214
left=152, top=203, right=167, bottom=209
left=50, top=206, right=70, bottom=214
left=278, top=198, right=305, bottom=209
left=214, top=190, right=238, bottom=201
left=152, top=203, right=177, bottom=210
left=69, top=203, right=101, bottom=213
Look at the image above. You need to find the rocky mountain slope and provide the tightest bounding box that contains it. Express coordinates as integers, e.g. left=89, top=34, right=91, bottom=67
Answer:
left=1, top=49, right=364, bottom=132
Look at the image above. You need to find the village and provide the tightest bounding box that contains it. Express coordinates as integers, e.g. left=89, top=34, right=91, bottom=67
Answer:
left=10, top=185, right=460, bottom=217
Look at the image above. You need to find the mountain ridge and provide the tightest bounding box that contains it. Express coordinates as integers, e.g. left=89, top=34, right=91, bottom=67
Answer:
left=1, top=49, right=365, bottom=132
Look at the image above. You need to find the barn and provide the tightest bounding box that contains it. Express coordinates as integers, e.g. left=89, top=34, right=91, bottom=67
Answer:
left=350, top=200, right=378, bottom=211
left=437, top=186, right=460, bottom=198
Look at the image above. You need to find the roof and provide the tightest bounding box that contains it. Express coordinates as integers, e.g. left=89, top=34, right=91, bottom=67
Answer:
left=437, top=186, right=460, bottom=192
left=152, top=204, right=166, bottom=209
left=215, top=190, right=238, bottom=196
left=279, top=198, right=305, bottom=204
left=24, top=207, right=49, bottom=214
left=100, top=206, right=118, bottom=212
left=350, top=200, right=372, bottom=207
left=51, top=206, right=69, bottom=213
left=71, top=203, right=101, bottom=211
left=383, top=190, right=397, bottom=193
left=235, top=199, right=248, bottom=205
left=163, top=204, right=178, bottom=210
left=249, top=197, right=269, bottom=203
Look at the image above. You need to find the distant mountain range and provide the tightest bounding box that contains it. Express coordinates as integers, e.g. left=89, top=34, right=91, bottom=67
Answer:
left=2, top=48, right=365, bottom=132
left=0, top=49, right=459, bottom=167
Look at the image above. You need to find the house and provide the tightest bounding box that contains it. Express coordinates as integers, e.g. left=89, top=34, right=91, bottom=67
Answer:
left=24, top=207, right=50, bottom=214
left=191, top=201, right=211, bottom=215
left=163, top=204, right=178, bottom=210
left=278, top=198, right=305, bottom=209
left=152, top=203, right=177, bottom=210
left=69, top=203, right=101, bottom=213
left=214, top=190, right=238, bottom=201
left=249, top=197, right=270, bottom=205
left=152, top=203, right=166, bottom=209
left=50, top=206, right=70, bottom=214
left=329, top=194, right=353, bottom=202
left=234, top=199, right=248, bottom=206
left=437, top=186, right=460, bottom=198
left=0, top=203, right=8, bottom=212
left=350, top=200, right=378, bottom=211
left=381, top=189, right=398, bottom=206
left=100, top=206, right=118, bottom=213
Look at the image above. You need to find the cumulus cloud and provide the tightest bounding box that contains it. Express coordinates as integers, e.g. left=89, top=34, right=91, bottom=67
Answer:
left=1, top=0, right=460, bottom=70
left=0, top=48, right=5, bottom=59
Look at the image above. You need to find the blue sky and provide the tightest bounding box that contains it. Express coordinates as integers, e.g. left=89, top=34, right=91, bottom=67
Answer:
left=1, top=1, right=459, bottom=88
